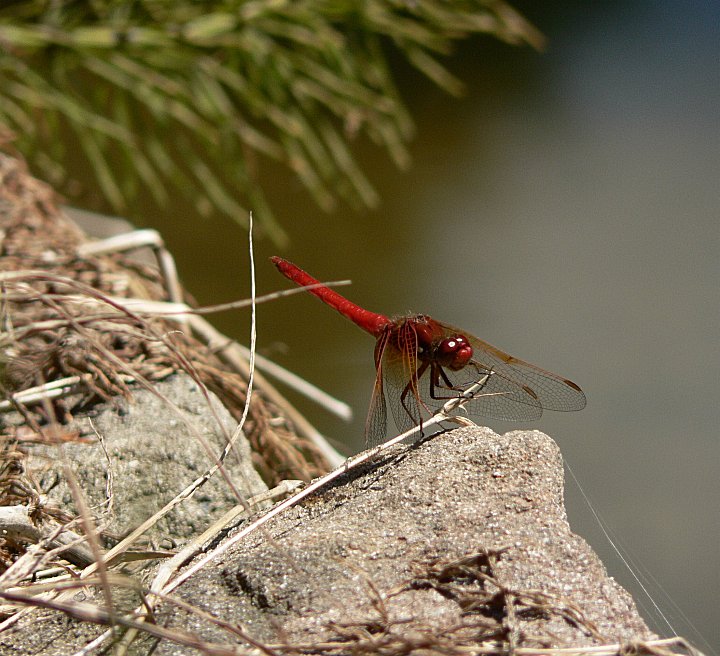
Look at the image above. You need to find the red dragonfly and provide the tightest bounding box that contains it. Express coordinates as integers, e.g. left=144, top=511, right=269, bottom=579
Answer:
left=271, top=257, right=586, bottom=445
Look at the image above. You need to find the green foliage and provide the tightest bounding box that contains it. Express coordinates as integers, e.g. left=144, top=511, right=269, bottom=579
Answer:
left=0, top=1, right=542, bottom=244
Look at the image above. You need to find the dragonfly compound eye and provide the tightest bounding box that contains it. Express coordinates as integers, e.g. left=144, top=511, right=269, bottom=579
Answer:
left=437, top=335, right=473, bottom=370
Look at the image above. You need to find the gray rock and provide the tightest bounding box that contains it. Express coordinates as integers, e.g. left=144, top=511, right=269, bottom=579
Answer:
left=1, top=375, right=269, bottom=655
left=154, top=426, right=653, bottom=653
left=28, top=374, right=267, bottom=547
left=2, top=419, right=659, bottom=655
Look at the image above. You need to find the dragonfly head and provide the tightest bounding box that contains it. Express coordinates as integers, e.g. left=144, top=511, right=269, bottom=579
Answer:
left=436, top=334, right=473, bottom=371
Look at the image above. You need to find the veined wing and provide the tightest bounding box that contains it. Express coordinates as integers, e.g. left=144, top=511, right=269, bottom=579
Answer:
left=436, top=320, right=586, bottom=415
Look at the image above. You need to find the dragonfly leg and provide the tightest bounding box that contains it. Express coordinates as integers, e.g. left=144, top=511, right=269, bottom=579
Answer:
left=429, top=364, right=493, bottom=401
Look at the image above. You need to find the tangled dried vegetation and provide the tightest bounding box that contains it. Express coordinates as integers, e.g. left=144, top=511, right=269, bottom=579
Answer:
left=0, top=154, right=330, bottom=566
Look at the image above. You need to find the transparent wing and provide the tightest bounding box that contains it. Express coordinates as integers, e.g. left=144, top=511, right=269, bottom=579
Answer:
left=420, top=359, right=544, bottom=422
left=364, top=362, right=389, bottom=447
left=378, top=321, right=585, bottom=430
left=381, top=354, right=545, bottom=423
left=369, top=318, right=586, bottom=440
left=436, top=320, right=586, bottom=416
left=380, top=342, right=425, bottom=437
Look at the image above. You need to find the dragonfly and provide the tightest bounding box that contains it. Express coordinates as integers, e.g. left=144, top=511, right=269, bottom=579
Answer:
left=271, top=256, right=586, bottom=445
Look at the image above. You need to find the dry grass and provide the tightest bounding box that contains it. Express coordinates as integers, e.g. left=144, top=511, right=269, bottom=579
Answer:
left=0, top=154, right=330, bottom=651
left=264, top=549, right=698, bottom=656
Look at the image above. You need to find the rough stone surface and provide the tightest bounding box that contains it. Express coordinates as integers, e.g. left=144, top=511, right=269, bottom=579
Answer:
left=27, top=374, right=268, bottom=545
left=2, top=425, right=656, bottom=654
left=154, top=426, right=654, bottom=653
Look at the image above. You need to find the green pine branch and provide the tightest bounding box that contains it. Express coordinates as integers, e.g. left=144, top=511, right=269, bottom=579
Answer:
left=0, top=1, right=543, bottom=245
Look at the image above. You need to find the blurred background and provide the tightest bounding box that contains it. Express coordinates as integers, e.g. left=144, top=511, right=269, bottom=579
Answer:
left=6, top=0, right=718, bottom=650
